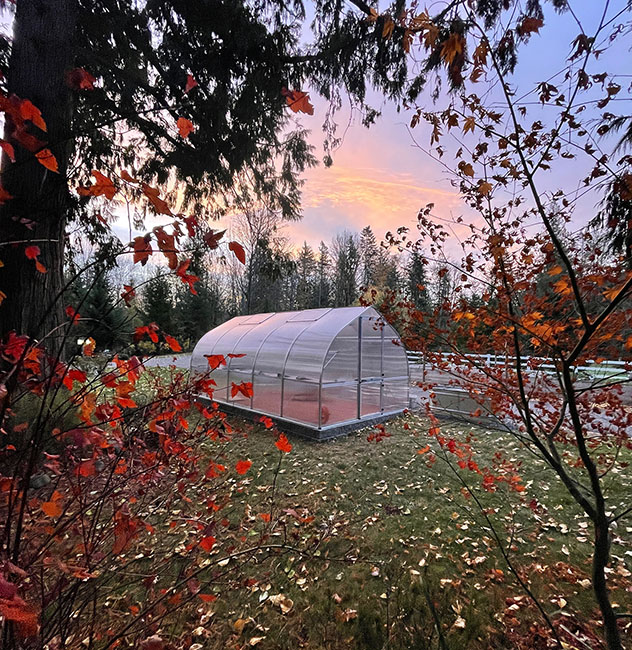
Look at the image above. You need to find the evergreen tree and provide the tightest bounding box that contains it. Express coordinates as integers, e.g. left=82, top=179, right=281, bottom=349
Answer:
left=174, top=236, right=224, bottom=350
left=406, top=248, right=431, bottom=314
left=296, top=242, right=317, bottom=310
left=142, top=271, right=176, bottom=335
left=332, top=232, right=360, bottom=307
left=316, top=242, right=332, bottom=308
left=359, top=225, right=379, bottom=289
left=245, top=237, right=295, bottom=315
left=78, top=266, right=130, bottom=351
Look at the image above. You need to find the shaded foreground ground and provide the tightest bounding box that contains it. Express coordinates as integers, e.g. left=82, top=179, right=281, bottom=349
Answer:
left=159, top=412, right=632, bottom=649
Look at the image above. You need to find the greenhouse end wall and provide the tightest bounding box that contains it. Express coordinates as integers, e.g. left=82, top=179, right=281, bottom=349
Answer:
left=190, top=306, right=409, bottom=438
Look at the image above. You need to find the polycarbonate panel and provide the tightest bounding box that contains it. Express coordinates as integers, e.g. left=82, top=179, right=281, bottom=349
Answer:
left=382, top=379, right=409, bottom=411
left=383, top=323, right=408, bottom=379
left=210, top=368, right=228, bottom=393
left=322, top=321, right=358, bottom=383
left=289, top=308, right=331, bottom=322
left=285, top=307, right=365, bottom=382
left=243, top=313, right=275, bottom=324
left=189, top=319, right=240, bottom=375
left=228, top=312, right=296, bottom=375
left=321, top=384, right=358, bottom=425
left=282, top=380, right=319, bottom=424
left=255, top=321, right=307, bottom=378
left=361, top=336, right=382, bottom=379
left=253, top=373, right=281, bottom=415
left=362, top=315, right=384, bottom=339
left=361, top=382, right=382, bottom=417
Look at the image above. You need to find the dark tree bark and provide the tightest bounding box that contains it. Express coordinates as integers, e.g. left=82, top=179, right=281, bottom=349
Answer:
left=0, top=0, right=77, bottom=355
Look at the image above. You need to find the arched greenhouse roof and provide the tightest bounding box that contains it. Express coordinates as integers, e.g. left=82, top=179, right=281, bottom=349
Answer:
left=191, top=306, right=409, bottom=438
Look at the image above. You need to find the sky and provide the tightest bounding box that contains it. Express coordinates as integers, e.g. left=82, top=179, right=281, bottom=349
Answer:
left=103, top=0, right=631, bottom=265
left=277, top=0, right=631, bottom=255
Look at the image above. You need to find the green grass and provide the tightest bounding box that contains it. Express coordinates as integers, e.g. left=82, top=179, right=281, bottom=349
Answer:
left=165, top=413, right=632, bottom=649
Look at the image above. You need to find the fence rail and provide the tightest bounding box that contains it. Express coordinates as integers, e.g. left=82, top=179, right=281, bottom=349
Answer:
left=406, top=350, right=631, bottom=382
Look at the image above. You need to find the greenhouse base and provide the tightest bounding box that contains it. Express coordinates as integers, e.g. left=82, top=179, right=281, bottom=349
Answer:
left=197, top=396, right=406, bottom=441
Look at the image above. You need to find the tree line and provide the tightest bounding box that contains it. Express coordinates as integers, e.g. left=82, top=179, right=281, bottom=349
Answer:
left=69, top=221, right=442, bottom=353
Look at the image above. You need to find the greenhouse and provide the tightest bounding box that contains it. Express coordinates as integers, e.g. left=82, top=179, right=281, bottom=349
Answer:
left=190, top=306, right=409, bottom=439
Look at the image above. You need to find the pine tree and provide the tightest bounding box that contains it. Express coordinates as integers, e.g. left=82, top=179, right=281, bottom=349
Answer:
left=316, top=242, right=332, bottom=308
left=142, top=271, right=176, bottom=335
left=359, top=225, right=379, bottom=289
left=332, top=232, right=360, bottom=307
left=407, top=248, right=431, bottom=313
left=296, top=242, right=317, bottom=310
left=78, top=266, right=130, bottom=351
left=174, top=236, right=224, bottom=350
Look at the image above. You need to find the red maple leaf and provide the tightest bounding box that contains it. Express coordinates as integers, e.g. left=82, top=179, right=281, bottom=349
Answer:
left=228, top=241, right=246, bottom=264
left=275, top=434, right=292, bottom=453
left=133, top=235, right=152, bottom=265
left=185, top=74, right=198, bottom=93
left=235, top=459, right=252, bottom=475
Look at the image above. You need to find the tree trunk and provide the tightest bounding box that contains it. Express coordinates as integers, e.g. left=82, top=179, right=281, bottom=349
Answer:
left=593, top=516, right=623, bottom=650
left=0, top=0, right=77, bottom=356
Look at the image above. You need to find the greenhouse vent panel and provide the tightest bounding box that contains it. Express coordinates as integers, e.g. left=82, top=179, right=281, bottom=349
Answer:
left=190, top=306, right=409, bottom=439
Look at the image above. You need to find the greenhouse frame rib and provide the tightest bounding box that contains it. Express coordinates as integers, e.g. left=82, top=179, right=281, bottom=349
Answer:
left=190, top=306, right=409, bottom=438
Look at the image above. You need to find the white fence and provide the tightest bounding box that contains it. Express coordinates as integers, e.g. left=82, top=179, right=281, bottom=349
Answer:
left=406, top=350, right=631, bottom=382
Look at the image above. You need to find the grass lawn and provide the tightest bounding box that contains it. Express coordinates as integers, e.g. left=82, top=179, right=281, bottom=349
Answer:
left=152, top=410, right=632, bottom=650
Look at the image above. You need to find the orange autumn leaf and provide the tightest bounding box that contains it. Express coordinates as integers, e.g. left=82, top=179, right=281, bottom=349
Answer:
left=77, top=170, right=116, bottom=200
left=0, top=140, right=15, bottom=162
left=235, top=459, right=252, bottom=475
left=198, top=594, right=217, bottom=603
left=205, top=354, right=226, bottom=370
left=20, top=99, right=47, bottom=131
left=177, top=117, right=194, bottom=138
left=121, top=284, right=136, bottom=305
left=82, top=337, right=96, bottom=357
left=133, top=235, right=152, bottom=265
left=381, top=16, right=395, bottom=39
left=518, top=16, right=544, bottom=37
left=112, top=510, right=141, bottom=555
left=36, top=149, right=58, bottom=173
left=120, top=169, right=138, bottom=183
left=259, top=512, right=271, bottom=522
left=35, top=261, right=47, bottom=274
left=164, top=335, right=182, bottom=352
left=230, top=381, right=253, bottom=398
left=477, top=180, right=492, bottom=196
left=281, top=88, right=314, bottom=115
left=440, top=32, right=465, bottom=65
left=141, top=183, right=172, bottom=216
left=199, top=535, right=216, bottom=552
left=603, top=285, right=626, bottom=302
left=41, top=490, right=63, bottom=518
left=275, top=434, right=292, bottom=453
left=65, top=67, right=97, bottom=91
